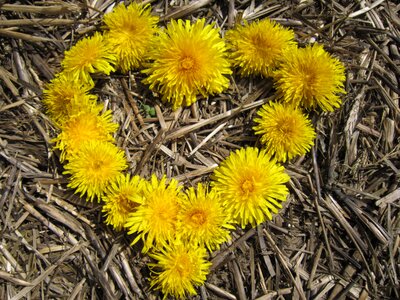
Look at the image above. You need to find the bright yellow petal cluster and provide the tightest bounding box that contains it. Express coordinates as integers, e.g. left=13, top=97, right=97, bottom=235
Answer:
left=63, top=140, right=127, bottom=202
left=102, top=174, right=145, bottom=231
left=211, top=147, right=290, bottom=228
left=226, top=19, right=296, bottom=77
left=177, top=183, right=234, bottom=251
left=274, top=43, right=346, bottom=111
left=62, top=32, right=116, bottom=86
left=53, top=110, right=118, bottom=161
left=124, top=175, right=182, bottom=252
left=149, top=243, right=211, bottom=299
left=103, top=3, right=159, bottom=73
left=142, top=18, right=231, bottom=110
left=253, top=102, right=316, bottom=162
left=42, top=72, right=100, bottom=125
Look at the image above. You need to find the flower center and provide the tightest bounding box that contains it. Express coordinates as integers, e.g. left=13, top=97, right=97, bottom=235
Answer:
left=300, top=66, right=319, bottom=98
left=189, top=209, right=207, bottom=225
left=61, top=89, right=76, bottom=103
left=304, top=73, right=316, bottom=86
left=277, top=117, right=297, bottom=139
left=251, top=34, right=271, bottom=55
left=118, top=193, right=138, bottom=214
left=126, top=23, right=136, bottom=33
left=175, top=254, right=193, bottom=277
left=151, top=197, right=178, bottom=228
left=280, top=122, right=293, bottom=136
left=241, top=179, right=255, bottom=195
left=180, top=57, right=195, bottom=70
left=80, top=46, right=99, bottom=67
left=92, top=160, right=103, bottom=170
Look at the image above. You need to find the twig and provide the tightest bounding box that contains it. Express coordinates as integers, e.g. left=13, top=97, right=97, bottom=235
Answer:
left=311, top=146, right=334, bottom=269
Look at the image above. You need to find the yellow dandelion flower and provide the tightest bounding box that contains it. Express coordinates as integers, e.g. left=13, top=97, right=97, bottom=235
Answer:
left=177, top=183, right=234, bottom=251
left=102, top=174, right=145, bottom=231
left=53, top=109, right=118, bottom=161
left=142, top=18, right=231, bottom=110
left=211, top=147, right=290, bottom=228
left=253, top=102, right=316, bottom=162
left=63, top=140, right=127, bottom=202
left=62, top=32, right=116, bottom=86
left=226, top=18, right=296, bottom=77
left=124, top=175, right=182, bottom=252
left=103, top=3, right=159, bottom=73
left=42, top=72, right=101, bottom=125
left=149, top=243, right=211, bottom=299
left=274, top=43, right=346, bottom=111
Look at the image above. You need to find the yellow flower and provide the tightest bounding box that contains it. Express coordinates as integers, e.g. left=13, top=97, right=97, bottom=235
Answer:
left=124, top=175, right=182, bottom=252
left=63, top=140, right=127, bottom=202
left=62, top=32, right=116, bottom=86
left=211, top=147, right=290, bottom=228
left=274, top=43, right=346, bottom=111
left=226, top=18, right=296, bottom=77
left=103, top=3, right=159, bottom=73
left=53, top=110, right=118, bottom=161
left=177, top=183, right=234, bottom=251
left=149, top=243, right=211, bottom=299
left=142, top=18, right=231, bottom=110
left=253, top=102, right=316, bottom=162
left=42, top=72, right=101, bottom=125
left=102, top=174, right=145, bottom=231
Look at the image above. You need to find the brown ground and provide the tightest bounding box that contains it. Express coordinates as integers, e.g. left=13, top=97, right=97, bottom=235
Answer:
left=0, top=1, right=399, bottom=299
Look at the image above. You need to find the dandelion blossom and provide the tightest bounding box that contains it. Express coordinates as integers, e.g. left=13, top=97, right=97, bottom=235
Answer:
left=53, top=110, right=118, bottom=161
left=274, top=43, right=346, bottom=111
left=177, top=183, right=234, bottom=251
left=103, top=3, right=159, bottom=72
left=102, top=174, right=145, bottom=231
left=124, top=175, right=182, bottom=252
left=226, top=18, right=296, bottom=77
left=62, top=32, right=116, bottom=85
left=149, top=243, right=211, bottom=299
left=142, top=18, right=231, bottom=110
left=63, top=140, right=127, bottom=201
left=253, top=102, right=316, bottom=162
left=42, top=72, right=100, bottom=125
left=211, top=147, right=290, bottom=228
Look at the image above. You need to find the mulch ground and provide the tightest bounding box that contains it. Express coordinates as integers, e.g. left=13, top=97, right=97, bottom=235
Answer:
left=0, top=1, right=399, bottom=299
